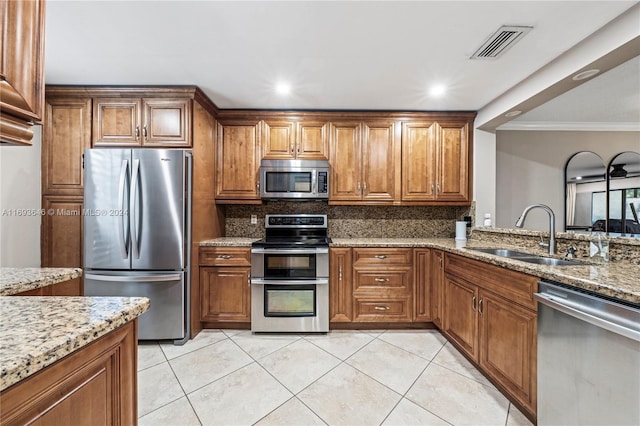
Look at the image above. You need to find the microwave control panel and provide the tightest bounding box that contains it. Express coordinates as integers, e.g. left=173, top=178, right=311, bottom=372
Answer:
left=318, top=171, right=328, bottom=194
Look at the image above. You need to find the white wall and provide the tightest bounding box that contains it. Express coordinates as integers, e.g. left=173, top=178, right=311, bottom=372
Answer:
left=495, top=130, right=640, bottom=231
left=0, top=127, right=42, bottom=267
left=473, top=129, right=496, bottom=226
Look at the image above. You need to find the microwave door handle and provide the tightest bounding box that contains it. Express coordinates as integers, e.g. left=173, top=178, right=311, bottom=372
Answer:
left=312, top=169, right=317, bottom=195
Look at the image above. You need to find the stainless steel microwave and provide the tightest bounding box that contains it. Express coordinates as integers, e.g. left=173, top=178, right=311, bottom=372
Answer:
left=259, top=159, right=329, bottom=200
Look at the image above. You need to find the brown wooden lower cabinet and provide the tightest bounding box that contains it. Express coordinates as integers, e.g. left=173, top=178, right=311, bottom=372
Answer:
left=199, top=247, right=251, bottom=325
left=442, top=252, right=537, bottom=421
left=0, top=320, right=138, bottom=426
left=41, top=196, right=83, bottom=270
left=329, top=248, right=353, bottom=322
left=430, top=250, right=444, bottom=328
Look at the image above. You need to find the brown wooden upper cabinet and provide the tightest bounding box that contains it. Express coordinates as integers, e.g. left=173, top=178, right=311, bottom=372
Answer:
left=215, top=119, right=262, bottom=201
left=0, top=0, right=46, bottom=145
left=401, top=120, right=470, bottom=203
left=93, top=98, right=191, bottom=147
left=42, top=97, right=92, bottom=195
left=329, top=120, right=399, bottom=204
left=262, top=120, right=328, bottom=160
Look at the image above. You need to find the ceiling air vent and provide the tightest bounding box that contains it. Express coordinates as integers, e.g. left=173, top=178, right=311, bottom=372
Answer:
left=470, top=25, right=533, bottom=59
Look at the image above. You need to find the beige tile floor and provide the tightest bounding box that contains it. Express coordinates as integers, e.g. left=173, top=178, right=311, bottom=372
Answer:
left=137, top=329, right=534, bottom=426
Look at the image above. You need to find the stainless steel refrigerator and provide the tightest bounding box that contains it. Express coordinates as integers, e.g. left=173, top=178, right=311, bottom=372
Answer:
left=83, top=149, right=191, bottom=345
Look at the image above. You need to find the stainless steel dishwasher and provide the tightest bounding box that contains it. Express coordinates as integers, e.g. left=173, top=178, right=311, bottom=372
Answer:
left=535, top=281, right=640, bottom=425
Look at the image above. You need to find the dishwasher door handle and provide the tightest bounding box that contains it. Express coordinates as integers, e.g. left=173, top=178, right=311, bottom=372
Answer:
left=535, top=292, right=640, bottom=342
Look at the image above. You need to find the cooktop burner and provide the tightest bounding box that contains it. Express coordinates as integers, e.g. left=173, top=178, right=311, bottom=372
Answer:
left=252, top=214, right=330, bottom=248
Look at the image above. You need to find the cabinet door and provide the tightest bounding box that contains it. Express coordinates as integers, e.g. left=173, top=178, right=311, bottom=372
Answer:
left=443, top=274, right=478, bottom=361
left=479, top=291, right=536, bottom=415
left=297, top=121, right=328, bottom=160
left=413, top=249, right=432, bottom=322
left=329, top=121, right=361, bottom=201
left=142, top=98, right=191, bottom=147
left=42, top=98, right=92, bottom=195
left=41, top=196, right=83, bottom=269
left=0, top=321, right=136, bottom=425
left=93, top=98, right=142, bottom=146
left=435, top=121, right=470, bottom=202
left=262, top=120, right=296, bottom=159
left=329, top=248, right=353, bottom=322
left=0, top=0, right=45, bottom=126
left=362, top=120, right=398, bottom=202
left=401, top=122, right=437, bottom=201
left=431, top=250, right=444, bottom=328
left=200, top=267, right=251, bottom=322
left=215, top=119, right=261, bottom=200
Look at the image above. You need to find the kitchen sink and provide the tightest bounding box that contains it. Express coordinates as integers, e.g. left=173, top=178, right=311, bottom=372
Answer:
left=515, top=257, right=583, bottom=266
left=469, top=247, right=584, bottom=266
left=468, top=248, right=532, bottom=258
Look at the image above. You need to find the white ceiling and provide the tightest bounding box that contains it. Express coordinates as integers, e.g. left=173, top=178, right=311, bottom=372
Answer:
left=45, top=0, right=639, bottom=117
left=506, top=55, right=640, bottom=129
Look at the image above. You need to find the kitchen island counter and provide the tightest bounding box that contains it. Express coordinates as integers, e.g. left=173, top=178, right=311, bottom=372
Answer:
left=0, top=267, right=82, bottom=296
left=331, top=237, right=640, bottom=305
left=0, top=296, right=149, bottom=391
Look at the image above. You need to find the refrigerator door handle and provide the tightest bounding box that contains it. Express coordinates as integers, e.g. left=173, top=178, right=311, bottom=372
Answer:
left=130, top=158, right=141, bottom=259
left=118, top=159, right=129, bottom=259
left=85, top=273, right=181, bottom=282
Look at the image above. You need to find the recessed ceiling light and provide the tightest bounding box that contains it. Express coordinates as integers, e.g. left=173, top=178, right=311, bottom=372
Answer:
left=575, top=176, right=583, bottom=180
left=275, top=82, right=291, bottom=95
left=505, top=110, right=522, bottom=117
left=429, top=84, right=446, bottom=97
left=572, top=69, right=600, bottom=81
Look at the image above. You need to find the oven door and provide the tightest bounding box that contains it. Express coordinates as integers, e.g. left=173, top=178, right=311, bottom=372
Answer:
left=251, top=247, right=329, bottom=280
left=250, top=279, right=329, bottom=333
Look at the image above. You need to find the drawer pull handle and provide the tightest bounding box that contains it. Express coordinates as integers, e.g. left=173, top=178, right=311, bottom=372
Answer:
left=218, top=255, right=233, bottom=259
left=374, top=255, right=387, bottom=259
left=374, top=277, right=389, bottom=283
left=472, top=294, right=477, bottom=312
left=374, top=306, right=390, bottom=311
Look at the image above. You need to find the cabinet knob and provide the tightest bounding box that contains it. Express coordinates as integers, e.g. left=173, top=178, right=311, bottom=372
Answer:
left=374, top=306, right=390, bottom=311
left=374, top=255, right=387, bottom=259
left=290, top=145, right=294, bottom=154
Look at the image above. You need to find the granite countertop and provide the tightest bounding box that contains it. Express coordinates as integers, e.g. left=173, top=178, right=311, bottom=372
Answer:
left=332, top=238, right=640, bottom=304
left=200, top=237, right=260, bottom=247
left=0, top=296, right=150, bottom=391
left=200, top=236, right=639, bottom=304
left=0, top=267, right=83, bottom=296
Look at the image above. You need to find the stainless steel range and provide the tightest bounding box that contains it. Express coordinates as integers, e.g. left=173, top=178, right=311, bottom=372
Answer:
left=250, top=214, right=330, bottom=333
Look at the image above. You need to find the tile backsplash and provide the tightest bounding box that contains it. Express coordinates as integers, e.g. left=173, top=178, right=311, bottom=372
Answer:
left=224, top=202, right=474, bottom=239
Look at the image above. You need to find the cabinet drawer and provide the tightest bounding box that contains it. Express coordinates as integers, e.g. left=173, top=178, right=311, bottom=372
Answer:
left=353, top=248, right=412, bottom=265
left=445, top=253, right=538, bottom=310
left=199, top=247, right=251, bottom=266
left=353, top=297, right=412, bottom=322
left=353, top=269, right=411, bottom=294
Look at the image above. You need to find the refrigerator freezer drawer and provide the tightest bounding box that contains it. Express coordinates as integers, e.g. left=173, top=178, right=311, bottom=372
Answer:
left=85, top=271, right=186, bottom=341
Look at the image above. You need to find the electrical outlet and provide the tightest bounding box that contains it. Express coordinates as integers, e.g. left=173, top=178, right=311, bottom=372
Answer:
left=251, top=215, right=258, bottom=225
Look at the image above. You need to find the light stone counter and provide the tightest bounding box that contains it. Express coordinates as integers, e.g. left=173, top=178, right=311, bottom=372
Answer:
left=0, top=267, right=83, bottom=296
left=199, top=237, right=259, bottom=247
left=331, top=238, right=640, bottom=305
left=0, top=296, right=150, bottom=391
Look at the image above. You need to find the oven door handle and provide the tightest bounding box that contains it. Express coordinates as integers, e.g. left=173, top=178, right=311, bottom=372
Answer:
left=250, top=278, right=329, bottom=286
left=251, top=248, right=329, bottom=254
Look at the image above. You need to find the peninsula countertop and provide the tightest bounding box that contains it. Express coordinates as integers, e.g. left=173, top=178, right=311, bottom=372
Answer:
left=0, top=296, right=150, bottom=391
left=0, top=267, right=83, bottom=296
left=200, top=237, right=639, bottom=304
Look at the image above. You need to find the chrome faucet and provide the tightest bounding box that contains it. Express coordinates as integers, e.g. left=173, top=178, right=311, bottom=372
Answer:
left=515, top=204, right=556, bottom=255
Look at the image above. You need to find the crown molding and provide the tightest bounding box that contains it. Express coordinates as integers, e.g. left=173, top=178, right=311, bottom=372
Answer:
left=496, top=121, right=640, bottom=132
